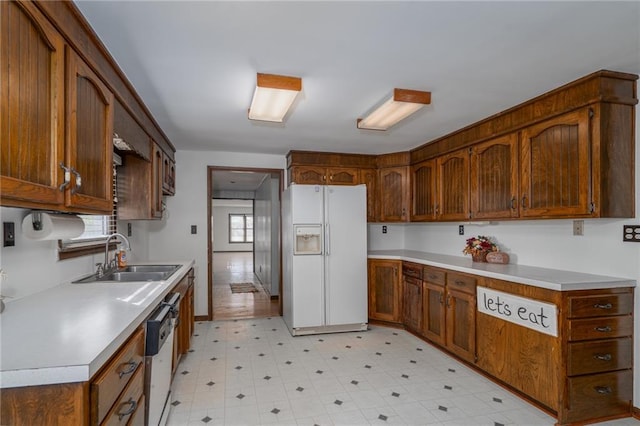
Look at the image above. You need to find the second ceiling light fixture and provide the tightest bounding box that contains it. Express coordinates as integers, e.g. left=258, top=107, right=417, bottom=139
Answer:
left=248, top=73, right=431, bottom=130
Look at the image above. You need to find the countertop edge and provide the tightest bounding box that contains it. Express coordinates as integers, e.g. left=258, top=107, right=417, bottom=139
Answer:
left=368, top=250, right=636, bottom=291
left=0, top=260, right=195, bottom=389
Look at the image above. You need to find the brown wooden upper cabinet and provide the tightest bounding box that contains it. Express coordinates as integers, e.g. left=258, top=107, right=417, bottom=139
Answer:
left=360, top=168, right=378, bottom=222
left=411, top=159, right=437, bottom=221
left=520, top=108, right=592, bottom=218
left=289, top=165, right=360, bottom=185
left=0, top=1, right=113, bottom=214
left=436, top=149, right=470, bottom=221
left=162, top=152, right=176, bottom=195
left=379, top=166, right=410, bottom=222
left=470, top=134, right=519, bottom=219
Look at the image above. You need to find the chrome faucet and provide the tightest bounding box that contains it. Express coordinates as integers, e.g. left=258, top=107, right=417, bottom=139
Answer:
left=97, top=233, right=131, bottom=276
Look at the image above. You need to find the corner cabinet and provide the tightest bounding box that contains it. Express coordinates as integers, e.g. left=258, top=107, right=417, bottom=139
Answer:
left=368, top=259, right=402, bottom=323
left=378, top=166, right=410, bottom=222
left=0, top=1, right=113, bottom=214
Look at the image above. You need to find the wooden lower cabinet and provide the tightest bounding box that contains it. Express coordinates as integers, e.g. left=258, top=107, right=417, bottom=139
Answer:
left=476, top=278, right=633, bottom=425
left=368, top=259, right=402, bottom=323
left=402, top=262, right=423, bottom=332
left=173, top=268, right=196, bottom=373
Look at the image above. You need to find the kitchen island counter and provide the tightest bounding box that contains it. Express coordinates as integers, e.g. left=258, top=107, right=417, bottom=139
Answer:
left=368, top=250, right=635, bottom=291
left=0, top=260, right=194, bottom=389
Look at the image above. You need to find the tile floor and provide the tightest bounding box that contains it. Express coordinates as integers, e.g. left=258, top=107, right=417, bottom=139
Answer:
left=167, top=317, right=639, bottom=425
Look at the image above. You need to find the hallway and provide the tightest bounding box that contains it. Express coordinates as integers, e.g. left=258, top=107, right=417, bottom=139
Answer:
left=212, top=252, right=280, bottom=320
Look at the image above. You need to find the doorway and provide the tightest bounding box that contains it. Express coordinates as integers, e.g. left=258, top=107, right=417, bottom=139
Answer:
left=207, top=166, right=283, bottom=320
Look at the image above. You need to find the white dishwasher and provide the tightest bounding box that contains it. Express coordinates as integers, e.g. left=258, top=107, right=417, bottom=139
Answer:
left=145, top=293, right=179, bottom=426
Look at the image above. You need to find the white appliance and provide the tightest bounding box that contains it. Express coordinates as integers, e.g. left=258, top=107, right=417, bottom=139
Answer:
left=282, top=184, right=368, bottom=336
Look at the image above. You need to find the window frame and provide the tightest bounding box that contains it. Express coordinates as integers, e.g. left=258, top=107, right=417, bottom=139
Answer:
left=228, top=213, right=253, bottom=244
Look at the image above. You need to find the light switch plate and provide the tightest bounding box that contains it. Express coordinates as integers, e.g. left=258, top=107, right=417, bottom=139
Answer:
left=3, top=222, right=15, bottom=247
left=459, top=225, right=464, bottom=235
left=573, top=220, right=584, bottom=236
left=191, top=225, right=197, bottom=235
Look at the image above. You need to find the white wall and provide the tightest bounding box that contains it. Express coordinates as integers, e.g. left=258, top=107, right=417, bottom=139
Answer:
left=146, top=150, right=287, bottom=317
left=254, top=175, right=281, bottom=296
left=212, top=201, right=253, bottom=252
left=0, top=207, right=145, bottom=302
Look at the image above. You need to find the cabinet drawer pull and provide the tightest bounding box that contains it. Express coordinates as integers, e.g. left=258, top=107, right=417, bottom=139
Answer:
left=428, top=274, right=437, bottom=280
left=117, top=397, right=137, bottom=420
left=594, top=386, right=613, bottom=395
left=118, top=360, right=137, bottom=378
left=593, top=303, right=613, bottom=309
left=510, top=196, right=517, bottom=210
left=454, top=280, right=466, bottom=286
left=446, top=294, right=451, bottom=307
left=593, top=353, right=613, bottom=361
left=59, top=162, right=71, bottom=191
left=521, top=195, right=527, bottom=209
left=70, top=167, right=82, bottom=195
left=594, top=326, right=612, bottom=333
left=439, top=294, right=444, bottom=305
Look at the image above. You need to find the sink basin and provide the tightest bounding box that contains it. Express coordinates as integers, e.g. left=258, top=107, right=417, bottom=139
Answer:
left=72, top=264, right=180, bottom=283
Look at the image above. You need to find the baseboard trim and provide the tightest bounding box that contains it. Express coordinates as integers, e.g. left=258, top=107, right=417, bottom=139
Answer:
left=195, top=315, right=208, bottom=322
left=632, top=406, right=640, bottom=420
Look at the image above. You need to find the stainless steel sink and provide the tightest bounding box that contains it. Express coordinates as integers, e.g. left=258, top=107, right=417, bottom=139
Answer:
left=72, top=265, right=180, bottom=283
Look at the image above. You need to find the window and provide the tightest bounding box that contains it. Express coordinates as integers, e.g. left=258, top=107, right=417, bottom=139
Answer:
left=229, top=214, right=253, bottom=243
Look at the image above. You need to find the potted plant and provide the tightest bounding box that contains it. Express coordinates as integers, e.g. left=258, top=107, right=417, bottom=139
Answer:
left=463, top=235, right=498, bottom=262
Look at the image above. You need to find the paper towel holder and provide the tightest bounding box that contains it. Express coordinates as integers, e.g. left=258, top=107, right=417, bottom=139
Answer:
left=31, top=211, right=43, bottom=231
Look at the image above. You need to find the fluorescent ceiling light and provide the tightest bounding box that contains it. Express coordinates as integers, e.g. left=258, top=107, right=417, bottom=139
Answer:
left=248, top=73, right=302, bottom=122
left=357, top=88, right=431, bottom=131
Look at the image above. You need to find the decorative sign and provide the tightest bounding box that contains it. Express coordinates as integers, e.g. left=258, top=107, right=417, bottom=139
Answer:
left=477, top=286, right=558, bottom=337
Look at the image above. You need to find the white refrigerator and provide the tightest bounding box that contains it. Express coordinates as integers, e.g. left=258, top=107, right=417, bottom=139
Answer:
left=282, top=184, right=368, bottom=336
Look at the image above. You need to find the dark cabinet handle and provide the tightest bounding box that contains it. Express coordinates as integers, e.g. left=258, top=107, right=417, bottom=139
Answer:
left=70, top=167, right=82, bottom=195
left=439, top=294, right=444, bottom=304
left=593, top=303, right=613, bottom=310
left=594, top=386, right=613, bottom=395
left=117, top=398, right=137, bottom=420
left=594, top=326, right=612, bottom=333
left=428, top=274, right=437, bottom=280
left=59, top=162, right=71, bottom=191
left=521, top=195, right=527, bottom=209
left=510, top=197, right=517, bottom=210
left=118, top=360, right=137, bottom=378
left=454, top=280, right=466, bottom=286
left=594, top=353, right=613, bottom=361
left=446, top=295, right=451, bottom=307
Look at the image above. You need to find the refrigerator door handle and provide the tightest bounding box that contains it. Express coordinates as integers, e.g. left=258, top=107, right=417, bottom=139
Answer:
left=325, top=223, right=330, bottom=255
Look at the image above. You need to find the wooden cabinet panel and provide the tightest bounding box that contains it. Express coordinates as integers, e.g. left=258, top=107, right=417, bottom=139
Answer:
left=422, top=281, right=445, bottom=345
left=162, top=151, right=176, bottom=195
left=327, top=167, right=359, bottom=185
left=568, top=293, right=633, bottom=318
left=66, top=49, right=114, bottom=213
left=520, top=108, right=592, bottom=217
left=566, top=370, right=632, bottom=422
left=360, top=168, right=378, bottom=222
left=567, top=338, right=632, bottom=376
left=446, top=272, right=476, bottom=295
left=411, top=159, right=437, bottom=221
left=402, top=276, right=422, bottom=332
left=101, top=365, right=144, bottom=426
left=379, top=166, right=409, bottom=222
left=445, top=287, right=476, bottom=363
left=0, top=0, right=66, bottom=207
left=568, top=316, right=633, bottom=341
left=470, top=134, right=519, bottom=219
left=437, top=149, right=470, bottom=221
left=90, top=328, right=144, bottom=425
left=368, top=259, right=402, bottom=323
left=151, top=143, right=164, bottom=218
left=290, top=166, right=326, bottom=185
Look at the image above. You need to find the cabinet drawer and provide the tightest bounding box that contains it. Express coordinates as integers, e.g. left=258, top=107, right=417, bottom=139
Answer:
left=127, top=395, right=145, bottom=426
left=402, top=262, right=423, bottom=280
left=446, top=272, right=476, bottom=295
left=91, top=328, right=145, bottom=425
left=423, top=267, right=445, bottom=286
left=568, top=316, right=633, bottom=341
left=102, top=364, right=144, bottom=426
left=567, top=338, right=632, bottom=376
left=567, top=370, right=632, bottom=422
left=568, top=293, right=633, bottom=318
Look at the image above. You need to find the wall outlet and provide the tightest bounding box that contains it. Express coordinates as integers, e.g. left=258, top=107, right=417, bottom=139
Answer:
left=623, top=224, right=640, bottom=242
left=382, top=225, right=387, bottom=234
left=459, top=225, right=464, bottom=235
left=573, top=220, right=584, bottom=236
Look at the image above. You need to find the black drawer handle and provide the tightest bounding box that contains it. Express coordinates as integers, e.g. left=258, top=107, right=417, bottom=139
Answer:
left=594, top=326, right=613, bottom=333
left=428, top=274, right=438, bottom=280
left=594, top=386, right=613, bottom=395
left=118, top=360, right=137, bottom=378
left=118, top=398, right=137, bottom=420
left=593, top=303, right=613, bottom=310
left=593, top=353, right=613, bottom=361
left=454, top=280, right=466, bottom=286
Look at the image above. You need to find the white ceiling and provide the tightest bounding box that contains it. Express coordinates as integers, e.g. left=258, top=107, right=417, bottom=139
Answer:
left=74, top=1, right=640, bottom=156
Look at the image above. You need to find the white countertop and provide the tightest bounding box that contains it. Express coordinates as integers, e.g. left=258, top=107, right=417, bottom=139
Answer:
left=368, top=250, right=636, bottom=291
left=0, top=260, right=194, bottom=389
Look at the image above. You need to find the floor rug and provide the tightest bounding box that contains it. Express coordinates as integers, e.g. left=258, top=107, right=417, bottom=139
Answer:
left=229, top=282, right=259, bottom=293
